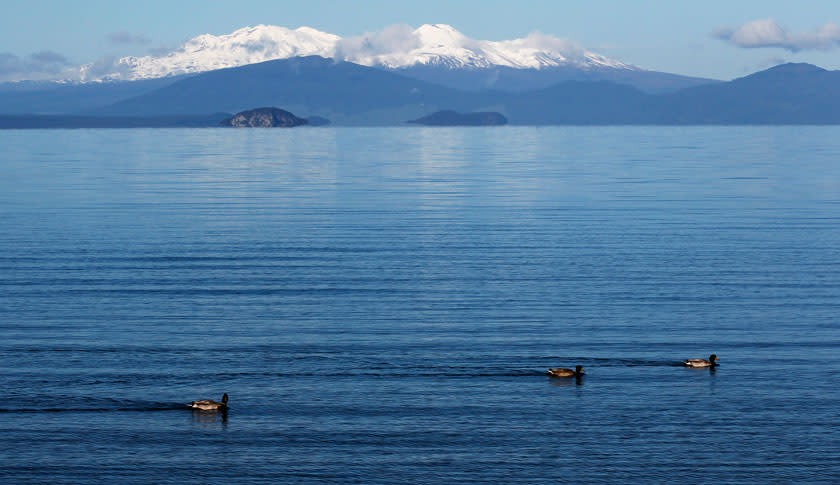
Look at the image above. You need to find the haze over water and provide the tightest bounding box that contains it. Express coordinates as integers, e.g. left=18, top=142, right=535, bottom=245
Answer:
left=1, top=127, right=839, bottom=483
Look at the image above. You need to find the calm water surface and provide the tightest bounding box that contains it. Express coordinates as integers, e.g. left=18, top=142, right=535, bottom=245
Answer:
left=1, top=127, right=839, bottom=483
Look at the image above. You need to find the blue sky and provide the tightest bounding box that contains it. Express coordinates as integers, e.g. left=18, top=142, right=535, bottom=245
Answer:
left=3, top=0, right=840, bottom=80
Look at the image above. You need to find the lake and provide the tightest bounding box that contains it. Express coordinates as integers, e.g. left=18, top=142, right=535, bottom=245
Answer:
left=1, top=127, right=839, bottom=483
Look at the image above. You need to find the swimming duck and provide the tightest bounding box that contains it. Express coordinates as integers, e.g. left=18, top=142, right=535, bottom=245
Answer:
left=547, top=365, right=585, bottom=377
left=683, top=354, right=719, bottom=368
left=189, top=393, right=229, bottom=411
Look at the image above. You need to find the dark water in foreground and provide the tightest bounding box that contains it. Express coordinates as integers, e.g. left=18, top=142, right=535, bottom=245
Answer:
left=1, top=127, right=839, bottom=483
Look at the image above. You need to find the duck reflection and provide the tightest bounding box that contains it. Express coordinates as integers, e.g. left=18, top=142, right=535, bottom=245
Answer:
left=191, top=408, right=228, bottom=427
left=548, top=375, right=584, bottom=387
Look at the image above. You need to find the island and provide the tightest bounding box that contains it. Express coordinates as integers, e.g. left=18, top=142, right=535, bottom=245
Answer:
left=221, top=107, right=309, bottom=127
left=407, top=110, right=508, bottom=126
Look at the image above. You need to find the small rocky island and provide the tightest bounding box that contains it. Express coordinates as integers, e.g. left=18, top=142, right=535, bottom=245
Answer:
left=408, top=110, right=508, bottom=126
left=221, top=107, right=309, bottom=127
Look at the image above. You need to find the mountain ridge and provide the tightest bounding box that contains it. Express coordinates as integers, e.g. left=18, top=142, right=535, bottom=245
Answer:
left=88, top=59, right=840, bottom=125
left=3, top=58, right=837, bottom=126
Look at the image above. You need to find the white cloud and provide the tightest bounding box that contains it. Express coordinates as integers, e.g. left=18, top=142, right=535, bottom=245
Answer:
left=0, top=50, right=72, bottom=82
left=77, top=56, right=135, bottom=81
left=334, top=24, right=420, bottom=60
left=107, top=31, right=152, bottom=45
left=495, top=31, right=586, bottom=61
left=714, top=18, right=840, bottom=52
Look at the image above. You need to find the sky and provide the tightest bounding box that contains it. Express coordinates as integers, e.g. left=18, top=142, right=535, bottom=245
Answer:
left=3, top=0, right=840, bottom=82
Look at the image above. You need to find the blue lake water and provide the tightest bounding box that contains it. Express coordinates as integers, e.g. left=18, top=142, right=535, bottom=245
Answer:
left=1, top=127, right=839, bottom=483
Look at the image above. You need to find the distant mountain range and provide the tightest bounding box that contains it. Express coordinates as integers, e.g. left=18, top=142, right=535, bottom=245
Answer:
left=1, top=49, right=839, bottom=126
left=17, top=23, right=712, bottom=95
left=0, top=23, right=724, bottom=123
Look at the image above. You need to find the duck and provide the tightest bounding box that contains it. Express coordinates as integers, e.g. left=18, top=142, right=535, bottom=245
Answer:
left=547, top=365, right=585, bottom=377
left=683, top=354, right=719, bottom=368
left=189, top=393, right=229, bottom=411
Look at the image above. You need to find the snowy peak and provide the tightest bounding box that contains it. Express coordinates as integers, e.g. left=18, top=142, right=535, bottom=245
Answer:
left=343, top=24, right=634, bottom=71
left=415, top=24, right=470, bottom=47
left=79, top=23, right=635, bottom=81
left=81, top=25, right=339, bottom=81
left=342, top=24, right=493, bottom=69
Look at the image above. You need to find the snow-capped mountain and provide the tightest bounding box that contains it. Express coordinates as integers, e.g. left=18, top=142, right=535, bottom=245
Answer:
left=80, top=26, right=340, bottom=81
left=79, top=24, right=636, bottom=81
left=346, top=24, right=632, bottom=71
